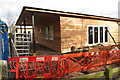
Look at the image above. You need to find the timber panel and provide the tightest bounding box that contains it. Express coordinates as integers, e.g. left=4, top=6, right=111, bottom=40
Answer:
left=60, top=16, right=119, bottom=53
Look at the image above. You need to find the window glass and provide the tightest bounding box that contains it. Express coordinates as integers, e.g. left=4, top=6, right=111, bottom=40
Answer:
left=88, top=25, right=108, bottom=45
left=45, top=27, right=48, bottom=40
left=28, top=31, right=31, bottom=41
left=88, top=27, right=93, bottom=44
left=105, top=27, right=108, bottom=42
left=49, top=25, right=54, bottom=40
left=100, top=27, right=103, bottom=43
left=94, top=27, right=98, bottom=43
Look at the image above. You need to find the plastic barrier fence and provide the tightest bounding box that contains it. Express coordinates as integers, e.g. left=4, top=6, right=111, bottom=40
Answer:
left=9, top=50, right=120, bottom=79
left=63, top=50, right=120, bottom=73
left=8, top=55, right=69, bottom=79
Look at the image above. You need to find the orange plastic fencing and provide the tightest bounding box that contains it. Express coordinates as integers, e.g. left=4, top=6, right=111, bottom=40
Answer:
left=63, top=50, right=120, bottom=73
left=9, top=50, right=120, bottom=79
left=8, top=55, right=69, bottom=79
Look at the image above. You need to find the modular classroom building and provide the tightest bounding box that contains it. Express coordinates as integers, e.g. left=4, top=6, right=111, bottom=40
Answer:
left=16, top=6, right=120, bottom=53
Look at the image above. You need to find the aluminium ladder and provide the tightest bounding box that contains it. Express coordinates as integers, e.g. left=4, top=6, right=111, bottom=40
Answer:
left=14, top=31, right=31, bottom=56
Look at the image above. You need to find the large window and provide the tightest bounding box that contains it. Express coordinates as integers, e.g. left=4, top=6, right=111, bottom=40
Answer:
left=45, top=25, right=54, bottom=40
left=87, top=25, right=108, bottom=45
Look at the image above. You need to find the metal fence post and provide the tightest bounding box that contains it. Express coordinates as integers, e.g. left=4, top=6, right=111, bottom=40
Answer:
left=105, top=66, right=112, bottom=80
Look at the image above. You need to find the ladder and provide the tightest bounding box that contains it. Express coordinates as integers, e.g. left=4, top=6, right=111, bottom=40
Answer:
left=14, top=31, right=31, bottom=56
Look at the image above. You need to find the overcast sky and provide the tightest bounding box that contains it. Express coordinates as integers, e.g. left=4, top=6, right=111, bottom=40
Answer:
left=0, top=0, right=119, bottom=23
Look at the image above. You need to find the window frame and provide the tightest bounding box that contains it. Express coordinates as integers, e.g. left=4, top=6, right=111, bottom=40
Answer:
left=87, top=25, right=109, bottom=46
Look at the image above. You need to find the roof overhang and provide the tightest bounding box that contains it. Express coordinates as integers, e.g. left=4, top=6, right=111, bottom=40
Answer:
left=16, top=6, right=120, bottom=26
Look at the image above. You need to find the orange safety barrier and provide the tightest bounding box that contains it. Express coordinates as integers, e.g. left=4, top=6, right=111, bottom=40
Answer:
left=8, top=55, right=69, bottom=79
left=63, top=50, right=120, bottom=73
left=9, top=50, right=120, bottom=79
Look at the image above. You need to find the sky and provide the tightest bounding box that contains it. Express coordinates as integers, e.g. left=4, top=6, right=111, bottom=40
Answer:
left=0, top=0, right=119, bottom=23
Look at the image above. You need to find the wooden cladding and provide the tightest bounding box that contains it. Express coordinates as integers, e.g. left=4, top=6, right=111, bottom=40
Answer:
left=60, top=16, right=119, bottom=53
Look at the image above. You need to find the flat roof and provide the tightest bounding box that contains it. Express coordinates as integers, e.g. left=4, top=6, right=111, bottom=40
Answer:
left=16, top=6, right=120, bottom=26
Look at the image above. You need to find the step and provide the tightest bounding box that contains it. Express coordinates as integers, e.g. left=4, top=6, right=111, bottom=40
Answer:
left=16, top=33, right=29, bottom=35
left=15, top=37, right=29, bottom=39
left=15, top=41, right=31, bottom=43
left=18, top=53, right=29, bottom=55
left=16, top=49, right=29, bottom=51
left=15, top=39, right=30, bottom=41
left=15, top=45, right=29, bottom=47
left=15, top=43, right=29, bottom=45
left=16, top=48, right=29, bottom=49
left=16, top=48, right=29, bottom=50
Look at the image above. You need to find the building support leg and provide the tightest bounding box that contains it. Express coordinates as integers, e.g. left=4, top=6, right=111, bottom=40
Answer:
left=32, top=12, right=36, bottom=53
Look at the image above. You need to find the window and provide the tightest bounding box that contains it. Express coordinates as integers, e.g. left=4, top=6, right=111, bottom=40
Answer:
left=88, top=27, right=93, bottom=44
left=94, top=27, right=98, bottom=43
left=87, top=25, right=108, bottom=45
left=45, top=27, right=48, bottom=40
left=100, top=27, right=103, bottom=43
left=49, top=25, right=54, bottom=40
left=105, top=27, right=108, bottom=42
left=45, top=25, right=54, bottom=40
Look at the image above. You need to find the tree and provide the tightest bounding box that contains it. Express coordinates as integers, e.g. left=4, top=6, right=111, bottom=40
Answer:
left=6, top=11, right=16, bottom=34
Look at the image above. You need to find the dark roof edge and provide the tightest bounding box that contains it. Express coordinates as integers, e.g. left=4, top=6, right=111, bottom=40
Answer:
left=24, top=6, right=120, bottom=21
left=15, top=7, right=27, bottom=25
left=16, top=6, right=120, bottom=25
